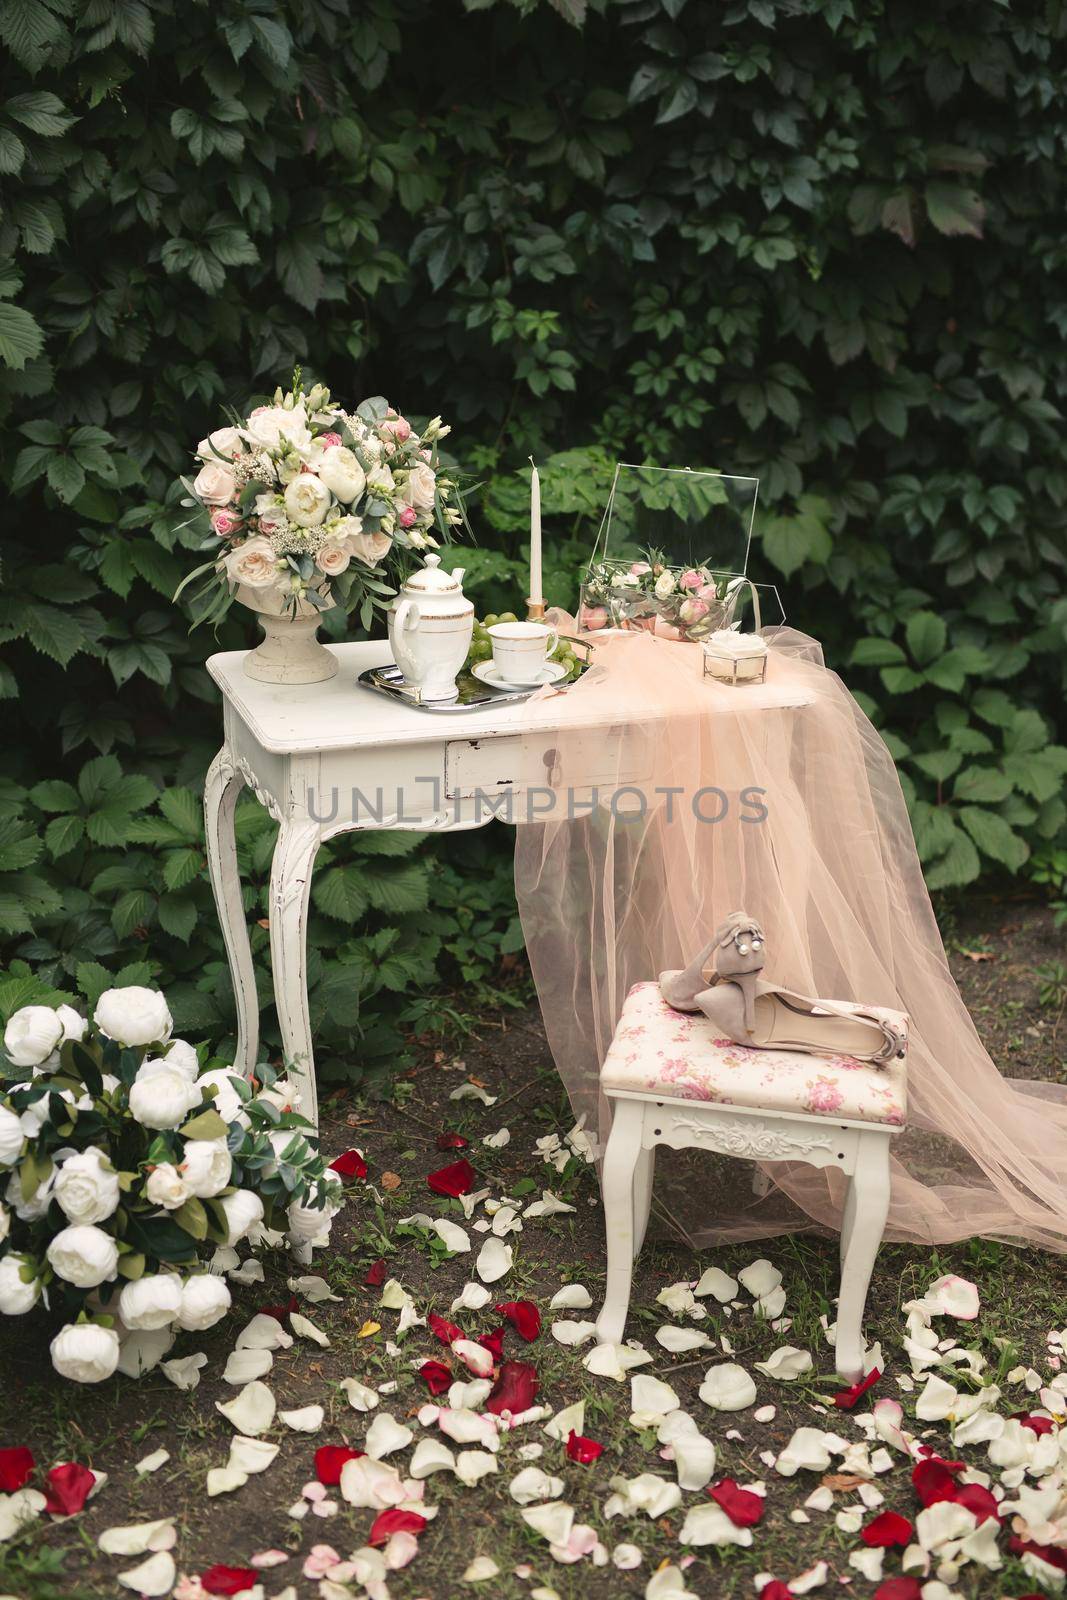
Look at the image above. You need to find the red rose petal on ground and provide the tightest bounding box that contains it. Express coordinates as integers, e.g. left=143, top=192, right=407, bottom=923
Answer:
left=419, top=1360, right=453, bottom=1396
left=1009, top=1535, right=1067, bottom=1573
left=426, top=1158, right=475, bottom=1197
left=329, top=1148, right=368, bottom=1181
left=861, top=1510, right=914, bottom=1548
left=873, top=1580, right=923, bottom=1600
left=314, top=1445, right=364, bottom=1486
left=954, top=1482, right=1001, bottom=1524
left=43, top=1462, right=96, bottom=1516
left=364, top=1258, right=387, bottom=1287
left=202, top=1567, right=260, bottom=1597
left=758, top=1584, right=794, bottom=1600
left=368, top=1508, right=427, bottom=1546
left=428, top=1311, right=464, bottom=1346
left=1015, top=1412, right=1055, bottom=1435
left=486, top=1360, right=539, bottom=1415
left=494, top=1300, right=542, bottom=1341
left=833, top=1366, right=882, bottom=1410
left=257, top=1294, right=298, bottom=1323
left=0, top=1447, right=34, bottom=1492
left=911, top=1456, right=964, bottom=1506
left=709, top=1477, right=765, bottom=1527
left=478, top=1325, right=507, bottom=1361
left=566, top=1430, right=604, bottom=1464
left=435, top=1132, right=469, bottom=1150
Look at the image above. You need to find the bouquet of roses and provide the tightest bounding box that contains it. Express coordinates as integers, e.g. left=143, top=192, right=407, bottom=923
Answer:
left=579, top=550, right=743, bottom=641
left=0, top=986, right=343, bottom=1384
left=176, top=374, right=464, bottom=628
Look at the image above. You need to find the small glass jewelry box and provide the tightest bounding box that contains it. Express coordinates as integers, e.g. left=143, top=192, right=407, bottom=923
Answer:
left=702, top=629, right=769, bottom=685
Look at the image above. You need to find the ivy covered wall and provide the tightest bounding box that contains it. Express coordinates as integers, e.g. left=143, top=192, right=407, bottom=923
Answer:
left=1, top=0, right=1065, bottom=1080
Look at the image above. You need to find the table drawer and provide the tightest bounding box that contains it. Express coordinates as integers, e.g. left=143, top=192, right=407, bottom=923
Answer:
left=445, top=728, right=649, bottom=804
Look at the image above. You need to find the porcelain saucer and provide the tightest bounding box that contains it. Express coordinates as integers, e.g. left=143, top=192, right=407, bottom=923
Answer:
left=472, top=659, right=567, bottom=691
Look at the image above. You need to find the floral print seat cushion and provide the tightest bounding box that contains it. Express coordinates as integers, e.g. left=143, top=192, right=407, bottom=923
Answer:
left=602, top=981, right=907, bottom=1128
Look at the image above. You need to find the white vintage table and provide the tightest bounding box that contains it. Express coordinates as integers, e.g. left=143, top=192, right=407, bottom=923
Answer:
left=205, top=639, right=815, bottom=1128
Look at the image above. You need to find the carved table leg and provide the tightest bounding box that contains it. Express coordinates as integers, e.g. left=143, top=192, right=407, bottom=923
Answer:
left=204, top=748, right=260, bottom=1078
left=269, top=819, right=322, bottom=1133
left=595, top=1098, right=646, bottom=1344
left=835, top=1131, right=891, bottom=1382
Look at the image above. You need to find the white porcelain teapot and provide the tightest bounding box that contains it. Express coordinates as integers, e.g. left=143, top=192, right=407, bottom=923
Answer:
left=387, top=554, right=475, bottom=700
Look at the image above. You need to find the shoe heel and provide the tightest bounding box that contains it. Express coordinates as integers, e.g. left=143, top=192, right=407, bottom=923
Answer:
left=734, top=972, right=759, bottom=1036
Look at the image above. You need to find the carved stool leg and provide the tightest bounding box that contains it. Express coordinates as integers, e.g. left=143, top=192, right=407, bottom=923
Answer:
left=595, top=1098, right=645, bottom=1345
left=632, top=1145, right=655, bottom=1258
left=269, top=820, right=322, bottom=1133
left=835, top=1130, right=891, bottom=1382
left=204, top=748, right=260, bottom=1077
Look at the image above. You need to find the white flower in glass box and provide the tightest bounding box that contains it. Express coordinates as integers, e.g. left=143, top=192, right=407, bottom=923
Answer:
left=174, top=375, right=467, bottom=685
left=0, top=988, right=347, bottom=1382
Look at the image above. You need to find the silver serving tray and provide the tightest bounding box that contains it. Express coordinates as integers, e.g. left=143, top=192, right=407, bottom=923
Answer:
left=358, top=642, right=593, bottom=714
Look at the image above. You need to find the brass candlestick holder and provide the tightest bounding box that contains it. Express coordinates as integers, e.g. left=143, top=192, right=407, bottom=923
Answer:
left=526, top=597, right=546, bottom=621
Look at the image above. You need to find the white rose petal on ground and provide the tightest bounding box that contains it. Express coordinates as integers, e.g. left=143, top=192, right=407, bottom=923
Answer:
left=790, top=1560, right=830, bottom=1594
left=630, top=1374, right=680, bottom=1418
left=524, top=1191, right=576, bottom=1219
left=450, top=1084, right=497, bottom=1106
left=410, top=1439, right=456, bottom=1479
left=116, top=1552, right=176, bottom=1596
left=755, top=1346, right=813, bottom=1382
left=134, top=1450, right=170, bottom=1476
left=603, top=1474, right=681, bottom=1520
left=289, top=1275, right=342, bottom=1303
left=551, top=1319, right=597, bottom=1348
left=544, top=1401, right=585, bottom=1442
left=754, top=1405, right=777, bottom=1423
left=290, top=1311, right=329, bottom=1346
left=228, top=1436, right=279, bottom=1476
left=215, top=1381, right=276, bottom=1436
left=340, top=1377, right=380, bottom=1411
left=452, top=1282, right=492, bottom=1314
left=583, top=1342, right=652, bottom=1381
left=510, top=1467, right=565, bottom=1504
left=695, top=1266, right=738, bottom=1302
left=756, top=1287, right=788, bottom=1319
left=455, top=1449, right=499, bottom=1486
left=776, top=1427, right=836, bottom=1476
left=236, top=1314, right=294, bottom=1351
left=698, top=1363, right=757, bottom=1411
left=207, top=1467, right=248, bottom=1497
left=463, top=1556, right=500, bottom=1581
left=160, top=1352, right=207, bottom=1390
left=433, top=1218, right=471, bottom=1254
left=922, top=1273, right=981, bottom=1320
left=646, top=1564, right=693, bottom=1598
left=482, top=1128, right=510, bottom=1149
left=549, top=1284, right=592, bottom=1311
left=437, top=1408, right=500, bottom=1451
left=223, top=1348, right=273, bottom=1386
left=365, top=1413, right=414, bottom=1459
left=280, top=1405, right=325, bottom=1432
left=738, top=1259, right=782, bottom=1298
left=670, top=1431, right=717, bottom=1492
left=680, top=1502, right=753, bottom=1547
left=656, top=1325, right=712, bottom=1353
left=613, top=1543, right=643, bottom=1569
left=523, top=1501, right=575, bottom=1545
left=475, top=1237, right=513, bottom=1283
left=656, top=1282, right=702, bottom=1319
left=98, top=1520, right=176, bottom=1556
left=452, top=1338, right=495, bottom=1378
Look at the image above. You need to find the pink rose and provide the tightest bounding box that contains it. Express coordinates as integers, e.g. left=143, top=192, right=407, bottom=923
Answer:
left=580, top=605, right=608, bottom=631
left=678, top=597, right=709, bottom=624
left=697, top=582, right=719, bottom=601
left=315, top=540, right=351, bottom=577
left=398, top=504, right=417, bottom=529
left=211, top=509, right=243, bottom=539
left=382, top=416, right=412, bottom=443
left=630, top=561, right=651, bottom=576
left=223, top=535, right=279, bottom=590
left=318, top=432, right=342, bottom=449
left=193, top=462, right=237, bottom=506
left=679, top=569, right=703, bottom=590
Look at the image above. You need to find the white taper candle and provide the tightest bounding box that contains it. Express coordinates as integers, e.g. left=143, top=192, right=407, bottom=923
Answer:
left=529, top=457, right=543, bottom=607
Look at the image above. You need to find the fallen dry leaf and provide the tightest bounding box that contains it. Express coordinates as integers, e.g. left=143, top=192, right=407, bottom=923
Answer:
left=381, top=1172, right=402, bottom=1191
left=357, top=1321, right=381, bottom=1339
left=821, top=1472, right=871, bottom=1491
left=960, top=948, right=994, bottom=963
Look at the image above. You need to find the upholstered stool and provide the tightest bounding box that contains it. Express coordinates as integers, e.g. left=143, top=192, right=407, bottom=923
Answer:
left=595, top=981, right=907, bottom=1381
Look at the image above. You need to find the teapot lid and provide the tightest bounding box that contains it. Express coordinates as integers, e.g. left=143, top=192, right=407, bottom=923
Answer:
left=403, top=553, right=463, bottom=594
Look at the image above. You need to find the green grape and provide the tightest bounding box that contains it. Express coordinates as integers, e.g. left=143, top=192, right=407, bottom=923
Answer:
left=497, top=611, right=518, bottom=624
left=483, top=614, right=498, bottom=628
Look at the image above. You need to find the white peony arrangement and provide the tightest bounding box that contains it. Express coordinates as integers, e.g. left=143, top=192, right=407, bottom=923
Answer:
left=175, top=372, right=465, bottom=627
left=0, top=985, right=343, bottom=1384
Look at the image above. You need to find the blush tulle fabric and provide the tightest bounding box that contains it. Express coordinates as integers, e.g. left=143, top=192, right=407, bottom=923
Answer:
left=513, top=623, right=1067, bottom=1250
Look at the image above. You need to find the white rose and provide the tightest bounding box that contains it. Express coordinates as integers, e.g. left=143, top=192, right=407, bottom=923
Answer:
left=654, top=570, right=677, bottom=598
left=349, top=531, right=392, bottom=567
left=119, top=1274, right=183, bottom=1330
left=4, top=1005, right=64, bottom=1068
left=54, top=1149, right=120, bottom=1225
left=6, top=1167, right=54, bottom=1220
left=55, top=1005, right=87, bottom=1043
left=223, top=534, right=280, bottom=591
left=94, top=986, right=173, bottom=1048
left=314, top=539, right=351, bottom=577
left=0, top=1205, right=8, bottom=1243
left=144, top=1162, right=190, bottom=1211
left=283, top=474, right=331, bottom=528
left=197, top=426, right=244, bottom=461
left=182, top=1138, right=232, bottom=1199
left=192, top=462, right=237, bottom=506
left=162, top=1040, right=199, bottom=1082
left=128, top=1065, right=200, bottom=1131
left=0, top=1253, right=40, bottom=1314
left=243, top=403, right=312, bottom=457
left=317, top=446, right=366, bottom=504
left=404, top=462, right=437, bottom=512
left=255, top=1079, right=302, bottom=1116
left=50, top=1322, right=120, bottom=1384
left=219, top=1189, right=264, bottom=1246
left=0, top=1105, right=24, bottom=1167
left=46, top=1224, right=119, bottom=1288
left=196, top=1068, right=249, bottom=1126
left=178, top=1274, right=231, bottom=1331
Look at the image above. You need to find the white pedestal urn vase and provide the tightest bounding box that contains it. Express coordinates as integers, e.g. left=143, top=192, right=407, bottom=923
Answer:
left=237, top=583, right=339, bottom=685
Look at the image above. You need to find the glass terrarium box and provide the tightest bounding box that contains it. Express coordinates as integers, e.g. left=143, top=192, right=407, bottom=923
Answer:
left=578, top=464, right=779, bottom=642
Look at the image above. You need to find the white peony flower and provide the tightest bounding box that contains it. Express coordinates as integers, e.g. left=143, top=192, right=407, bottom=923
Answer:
left=128, top=1065, right=200, bottom=1133
left=255, top=1078, right=301, bottom=1115
left=317, top=446, right=366, bottom=503
left=50, top=1322, right=120, bottom=1384
left=6, top=1166, right=54, bottom=1220
left=144, top=1163, right=190, bottom=1211
left=219, top=1189, right=264, bottom=1246
left=54, top=1148, right=120, bottom=1225
left=55, top=1004, right=87, bottom=1044
left=4, top=1005, right=64, bottom=1067
left=0, top=1105, right=24, bottom=1167
left=403, top=462, right=437, bottom=512
left=47, top=1223, right=119, bottom=1288
left=243, top=403, right=312, bottom=457
left=94, top=987, right=172, bottom=1048
left=162, top=1039, right=199, bottom=1081
left=181, top=1138, right=231, bottom=1199
left=178, top=1273, right=231, bottom=1331
left=223, top=535, right=281, bottom=591
left=196, top=1068, right=249, bottom=1125
left=0, top=1252, right=40, bottom=1314
left=119, top=1274, right=183, bottom=1330
left=0, top=1204, right=8, bottom=1243
left=283, top=474, right=331, bottom=528
left=198, top=426, right=244, bottom=461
